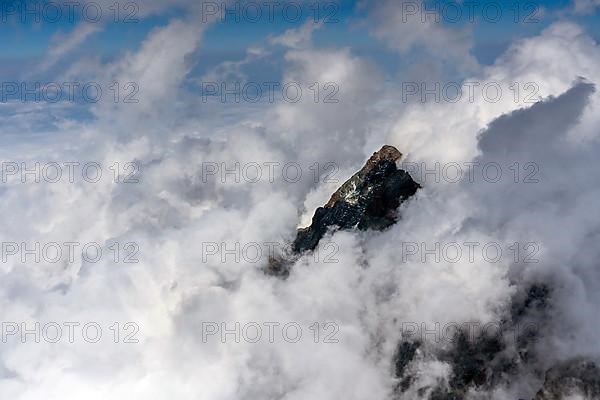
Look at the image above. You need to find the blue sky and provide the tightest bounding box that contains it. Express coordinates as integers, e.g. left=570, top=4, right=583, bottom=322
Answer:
left=2, top=0, right=598, bottom=70
left=1, top=0, right=600, bottom=115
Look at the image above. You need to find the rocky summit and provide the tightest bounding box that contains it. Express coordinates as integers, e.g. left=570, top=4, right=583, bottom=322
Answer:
left=271, top=145, right=600, bottom=400
left=292, top=145, right=421, bottom=253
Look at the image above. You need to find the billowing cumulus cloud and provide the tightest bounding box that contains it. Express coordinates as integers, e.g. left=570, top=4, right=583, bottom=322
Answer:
left=2, top=3, right=600, bottom=400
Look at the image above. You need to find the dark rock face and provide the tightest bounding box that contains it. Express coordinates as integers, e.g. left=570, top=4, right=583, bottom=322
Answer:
left=510, top=284, right=552, bottom=365
left=445, top=331, right=505, bottom=392
left=392, top=329, right=509, bottom=400
left=391, top=284, right=555, bottom=400
left=393, top=284, right=600, bottom=400
left=393, top=341, right=421, bottom=392
left=535, top=360, right=600, bottom=400
left=266, top=145, right=419, bottom=277
left=267, top=146, right=597, bottom=400
left=511, top=284, right=551, bottom=321
left=427, top=285, right=552, bottom=399
left=292, top=145, right=420, bottom=253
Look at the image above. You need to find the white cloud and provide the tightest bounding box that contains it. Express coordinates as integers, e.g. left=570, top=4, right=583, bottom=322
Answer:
left=366, top=0, right=479, bottom=73
left=38, top=23, right=103, bottom=73
left=572, top=0, right=600, bottom=14
left=269, top=20, right=323, bottom=49
left=3, top=6, right=600, bottom=400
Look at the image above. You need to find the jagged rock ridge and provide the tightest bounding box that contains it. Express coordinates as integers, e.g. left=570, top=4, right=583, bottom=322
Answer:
left=292, top=145, right=420, bottom=253
left=268, top=145, right=599, bottom=399
left=392, top=284, right=600, bottom=400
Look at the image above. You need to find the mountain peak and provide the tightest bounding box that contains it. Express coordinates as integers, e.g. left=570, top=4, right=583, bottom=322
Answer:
left=292, top=145, right=420, bottom=253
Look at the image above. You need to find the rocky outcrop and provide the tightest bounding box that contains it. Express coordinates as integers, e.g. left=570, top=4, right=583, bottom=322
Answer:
left=535, top=360, right=600, bottom=400
left=292, top=145, right=420, bottom=253
left=393, top=341, right=421, bottom=392
left=392, top=284, right=554, bottom=399
left=268, top=146, right=597, bottom=400
left=267, top=145, right=419, bottom=277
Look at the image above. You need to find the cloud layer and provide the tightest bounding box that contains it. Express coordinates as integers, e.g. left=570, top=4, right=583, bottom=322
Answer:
left=2, top=3, right=600, bottom=400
